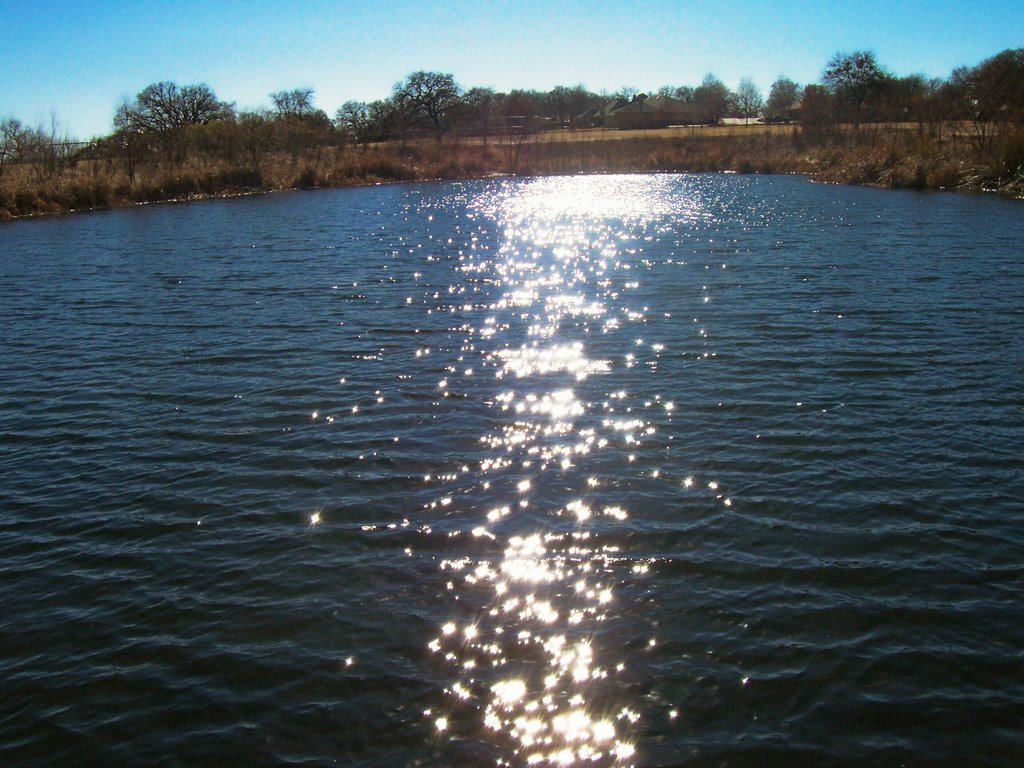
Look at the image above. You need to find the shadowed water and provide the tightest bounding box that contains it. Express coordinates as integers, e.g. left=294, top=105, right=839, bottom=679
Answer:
left=1, top=175, right=1022, bottom=767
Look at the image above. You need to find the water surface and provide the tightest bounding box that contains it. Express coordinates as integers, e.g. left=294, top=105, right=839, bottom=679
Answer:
left=1, top=175, right=1022, bottom=766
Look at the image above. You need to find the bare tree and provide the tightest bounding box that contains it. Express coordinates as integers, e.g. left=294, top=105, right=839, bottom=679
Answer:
left=735, top=78, right=763, bottom=124
left=822, top=51, right=889, bottom=126
left=236, top=109, right=274, bottom=163
left=948, top=48, right=1024, bottom=151
left=369, top=98, right=407, bottom=142
left=461, top=87, right=497, bottom=141
left=800, top=84, right=836, bottom=137
left=766, top=77, right=801, bottom=120
left=0, top=118, right=54, bottom=178
left=545, top=85, right=597, bottom=127
left=694, top=74, right=732, bottom=124
left=393, top=71, right=463, bottom=136
left=115, top=81, right=233, bottom=134
left=0, top=118, right=24, bottom=177
left=271, top=88, right=316, bottom=119
left=42, top=110, right=67, bottom=178
left=113, top=81, right=233, bottom=168
left=335, top=101, right=372, bottom=144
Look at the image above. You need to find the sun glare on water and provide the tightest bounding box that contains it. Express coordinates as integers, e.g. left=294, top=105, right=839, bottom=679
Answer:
left=421, top=176, right=713, bottom=765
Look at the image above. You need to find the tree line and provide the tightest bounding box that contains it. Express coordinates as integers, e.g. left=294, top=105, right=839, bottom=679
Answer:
left=1, top=47, right=1022, bottom=209
left=2, top=47, right=1021, bottom=165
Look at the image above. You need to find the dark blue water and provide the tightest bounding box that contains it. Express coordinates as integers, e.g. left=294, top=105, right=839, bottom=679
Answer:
left=1, top=175, right=1022, bottom=767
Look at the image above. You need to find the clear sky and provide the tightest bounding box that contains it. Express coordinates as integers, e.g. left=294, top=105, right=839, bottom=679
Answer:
left=2, top=0, right=1021, bottom=139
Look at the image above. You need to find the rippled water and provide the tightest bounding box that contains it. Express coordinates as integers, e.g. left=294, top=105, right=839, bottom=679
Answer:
left=1, top=175, right=1022, bottom=767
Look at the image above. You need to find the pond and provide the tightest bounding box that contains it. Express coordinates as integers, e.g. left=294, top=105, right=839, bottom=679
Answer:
left=1, top=174, right=1022, bottom=766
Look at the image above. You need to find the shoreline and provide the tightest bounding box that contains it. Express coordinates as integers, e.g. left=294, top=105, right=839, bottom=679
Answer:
left=1, top=171, right=1012, bottom=226
left=2, top=128, right=1021, bottom=222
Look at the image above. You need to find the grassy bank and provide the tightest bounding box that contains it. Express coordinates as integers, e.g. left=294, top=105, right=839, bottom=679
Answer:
left=1, top=124, right=1021, bottom=220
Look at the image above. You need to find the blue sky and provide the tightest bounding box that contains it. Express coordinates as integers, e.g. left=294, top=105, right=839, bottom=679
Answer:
left=2, top=0, right=1021, bottom=139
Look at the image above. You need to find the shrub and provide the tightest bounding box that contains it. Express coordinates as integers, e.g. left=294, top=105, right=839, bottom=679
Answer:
left=295, top=167, right=319, bottom=188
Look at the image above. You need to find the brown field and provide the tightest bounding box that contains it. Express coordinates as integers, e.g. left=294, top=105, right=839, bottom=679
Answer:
left=529, top=123, right=800, bottom=141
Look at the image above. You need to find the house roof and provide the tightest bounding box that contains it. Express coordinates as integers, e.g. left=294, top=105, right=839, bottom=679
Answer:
left=604, top=94, right=694, bottom=115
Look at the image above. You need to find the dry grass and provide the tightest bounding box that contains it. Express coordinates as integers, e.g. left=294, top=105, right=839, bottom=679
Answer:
left=523, top=123, right=800, bottom=143
left=2, top=124, right=1020, bottom=220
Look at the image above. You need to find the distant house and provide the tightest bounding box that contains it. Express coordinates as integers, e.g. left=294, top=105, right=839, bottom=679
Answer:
left=721, top=117, right=766, bottom=126
left=767, top=100, right=802, bottom=123
left=575, top=106, right=603, bottom=128
left=587, top=94, right=704, bottom=130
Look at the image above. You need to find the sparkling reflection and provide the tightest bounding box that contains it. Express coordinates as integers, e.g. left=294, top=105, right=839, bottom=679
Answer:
left=423, top=176, right=721, bottom=765
left=433, top=525, right=635, bottom=765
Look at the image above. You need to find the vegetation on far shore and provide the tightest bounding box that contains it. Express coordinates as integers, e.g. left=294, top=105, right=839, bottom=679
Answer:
left=2, top=49, right=1022, bottom=220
